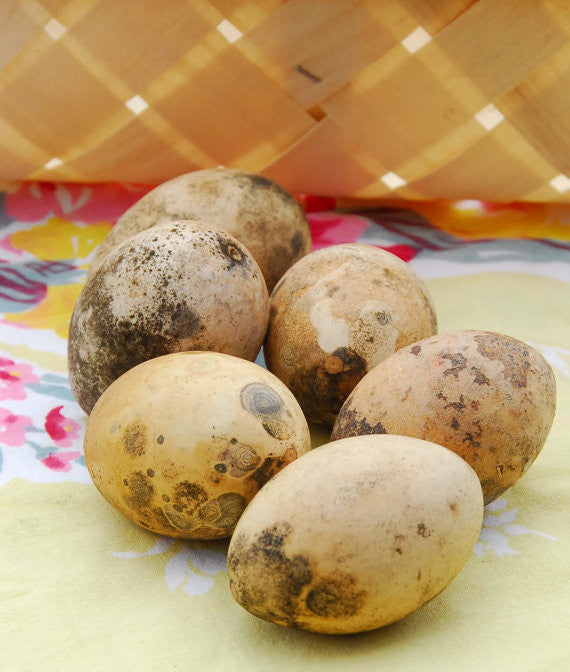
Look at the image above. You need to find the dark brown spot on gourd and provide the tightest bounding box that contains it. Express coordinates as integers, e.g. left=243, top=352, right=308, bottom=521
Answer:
left=123, top=421, right=147, bottom=456
left=215, top=233, right=249, bottom=270
left=331, top=401, right=387, bottom=439
left=474, top=333, right=530, bottom=388
left=172, top=481, right=208, bottom=515
left=451, top=418, right=460, bottom=429
left=157, top=435, right=164, bottom=444
left=246, top=456, right=283, bottom=489
left=219, top=441, right=260, bottom=477
left=146, top=468, right=155, bottom=477
left=163, top=508, right=197, bottom=530
left=151, top=506, right=178, bottom=532
left=197, top=492, right=246, bottom=529
left=471, top=366, right=490, bottom=385
left=411, top=344, right=422, bottom=355
left=417, top=523, right=431, bottom=537
left=375, top=310, right=390, bottom=325
left=68, top=243, right=206, bottom=413
left=244, top=173, right=275, bottom=190
left=464, top=434, right=481, bottom=450
left=305, top=572, right=366, bottom=618
left=262, top=419, right=293, bottom=440
left=290, top=347, right=367, bottom=425
left=462, top=419, right=482, bottom=447
left=196, top=499, right=221, bottom=525
left=241, top=173, right=297, bottom=207
left=258, top=523, right=289, bottom=549
left=240, top=383, right=293, bottom=439
left=227, top=522, right=314, bottom=626
left=166, top=303, right=201, bottom=338
left=125, top=471, right=153, bottom=510
left=290, top=231, right=304, bottom=256
left=444, top=395, right=467, bottom=413
left=442, top=352, right=467, bottom=378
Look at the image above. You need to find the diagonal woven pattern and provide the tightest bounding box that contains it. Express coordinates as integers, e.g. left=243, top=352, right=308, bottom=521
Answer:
left=1, top=0, right=569, bottom=201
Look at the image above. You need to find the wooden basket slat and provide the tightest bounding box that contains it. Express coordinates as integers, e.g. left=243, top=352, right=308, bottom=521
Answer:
left=0, top=0, right=567, bottom=201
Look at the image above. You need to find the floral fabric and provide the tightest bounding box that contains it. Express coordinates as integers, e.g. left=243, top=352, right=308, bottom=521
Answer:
left=0, top=182, right=569, bottom=671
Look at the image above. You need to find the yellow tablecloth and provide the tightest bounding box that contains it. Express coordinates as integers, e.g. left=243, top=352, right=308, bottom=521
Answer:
left=0, top=185, right=568, bottom=670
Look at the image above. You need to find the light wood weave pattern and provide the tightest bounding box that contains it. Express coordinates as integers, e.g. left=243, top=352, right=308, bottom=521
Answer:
left=1, top=0, right=569, bottom=201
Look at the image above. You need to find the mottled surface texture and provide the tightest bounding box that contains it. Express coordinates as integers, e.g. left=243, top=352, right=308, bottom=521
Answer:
left=84, top=351, right=310, bottom=539
left=332, top=331, right=557, bottom=504
left=68, top=221, right=269, bottom=413
left=227, top=435, right=483, bottom=634
left=2, top=181, right=570, bottom=668
left=265, top=243, right=437, bottom=425
left=89, top=168, right=311, bottom=292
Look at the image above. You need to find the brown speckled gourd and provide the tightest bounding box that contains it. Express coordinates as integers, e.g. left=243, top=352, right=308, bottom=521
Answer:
left=227, top=434, right=483, bottom=634
left=84, top=351, right=311, bottom=539
left=332, top=330, right=557, bottom=503
left=264, top=243, right=437, bottom=425
left=68, top=220, right=269, bottom=414
left=88, top=168, right=311, bottom=292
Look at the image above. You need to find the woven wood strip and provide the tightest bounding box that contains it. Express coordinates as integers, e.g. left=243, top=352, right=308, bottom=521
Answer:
left=0, top=0, right=568, bottom=201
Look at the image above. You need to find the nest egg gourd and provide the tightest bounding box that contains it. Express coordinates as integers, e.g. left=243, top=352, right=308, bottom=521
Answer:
left=88, top=168, right=311, bottom=292
left=84, top=351, right=311, bottom=539
left=332, top=330, right=557, bottom=503
left=228, top=434, right=483, bottom=634
left=264, top=243, right=437, bottom=425
left=68, top=220, right=269, bottom=414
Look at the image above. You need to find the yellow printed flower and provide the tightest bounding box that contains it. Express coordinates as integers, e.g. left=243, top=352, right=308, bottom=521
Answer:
left=10, top=218, right=112, bottom=262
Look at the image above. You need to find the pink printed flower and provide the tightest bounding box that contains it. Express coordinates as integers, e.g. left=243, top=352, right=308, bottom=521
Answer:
left=0, top=357, right=40, bottom=400
left=377, top=244, right=419, bottom=262
left=0, top=408, right=32, bottom=446
left=307, top=213, right=419, bottom=262
left=5, top=181, right=152, bottom=223
left=45, top=406, right=81, bottom=447
left=308, top=212, right=371, bottom=250
left=41, top=451, right=82, bottom=472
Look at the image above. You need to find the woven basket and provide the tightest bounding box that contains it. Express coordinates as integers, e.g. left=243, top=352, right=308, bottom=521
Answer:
left=0, top=0, right=568, bottom=201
